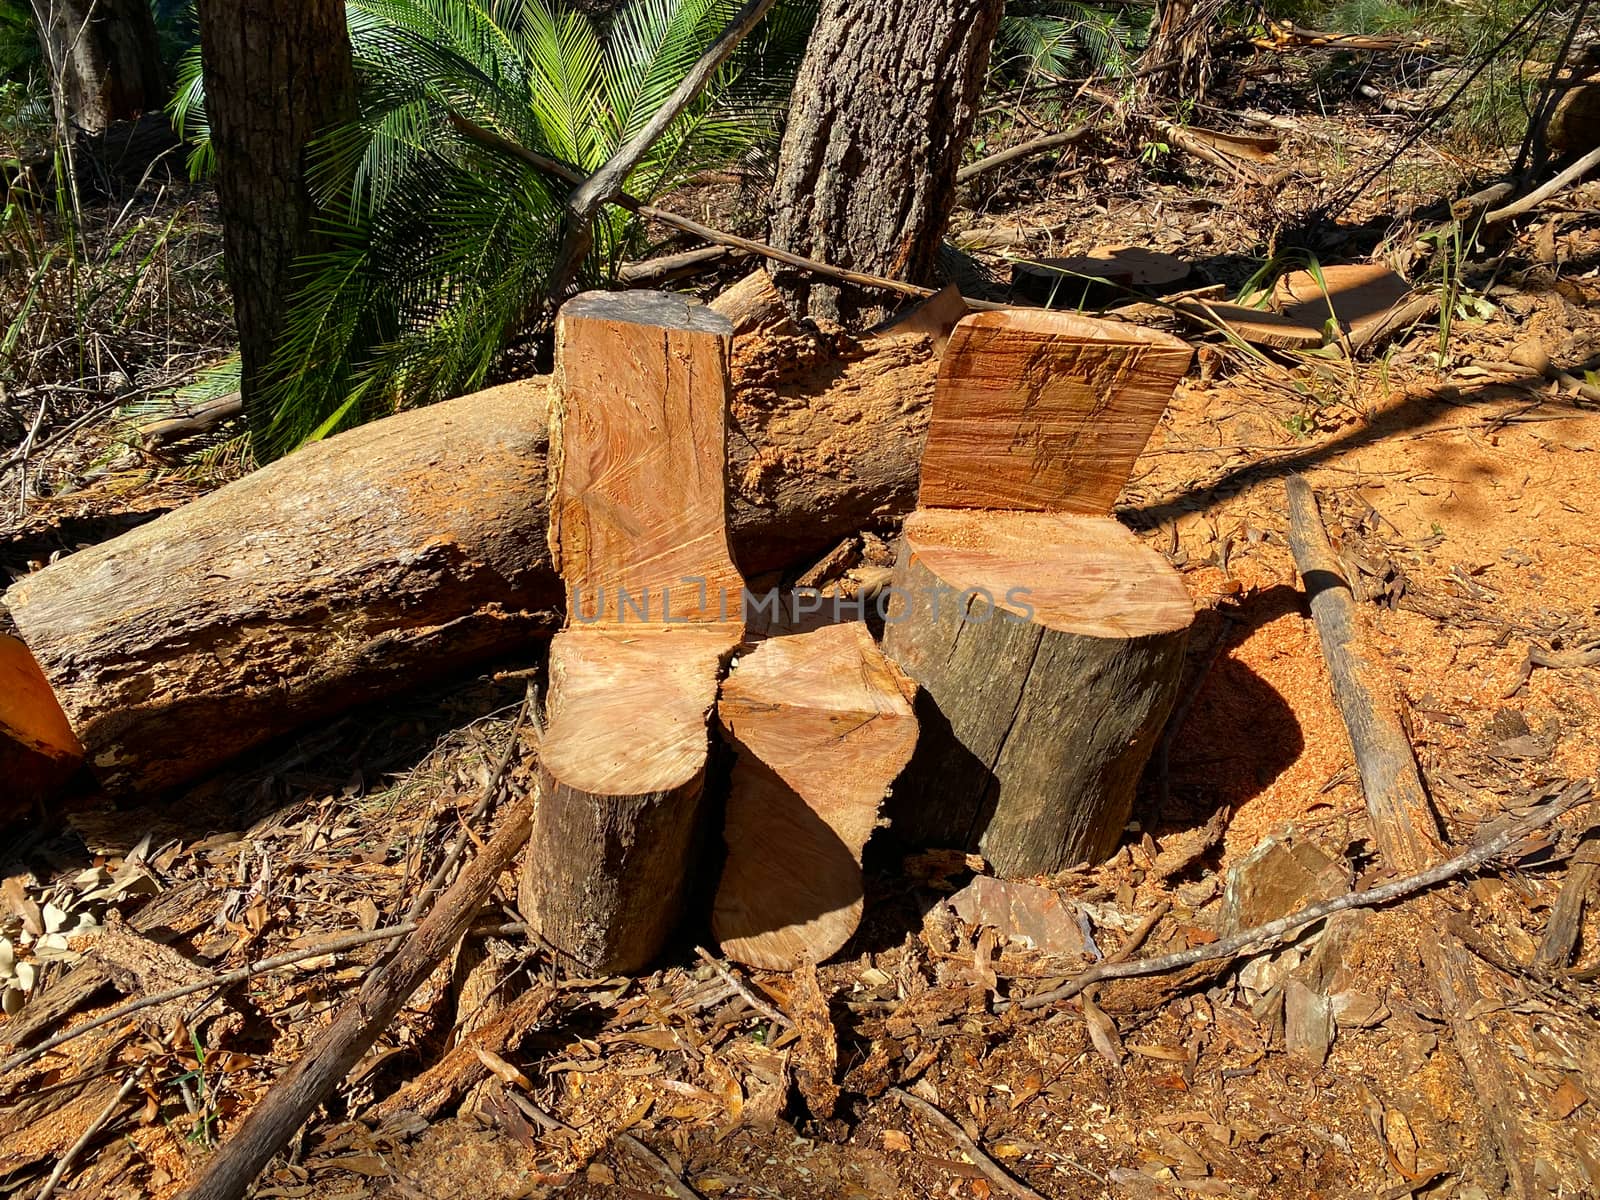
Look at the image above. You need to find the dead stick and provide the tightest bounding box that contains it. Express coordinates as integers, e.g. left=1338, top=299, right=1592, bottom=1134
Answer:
left=0, top=923, right=419, bottom=1076
left=1484, top=144, right=1600, bottom=225
left=1009, top=789, right=1587, bottom=1011
left=448, top=114, right=1006, bottom=311
left=402, top=692, right=533, bottom=924
left=890, top=1087, right=1048, bottom=1200
left=34, top=1068, right=143, bottom=1200
left=695, top=945, right=793, bottom=1029
left=1534, top=834, right=1600, bottom=972
left=956, top=123, right=1094, bottom=182
left=176, top=786, right=537, bottom=1200
left=1286, top=471, right=1583, bottom=1199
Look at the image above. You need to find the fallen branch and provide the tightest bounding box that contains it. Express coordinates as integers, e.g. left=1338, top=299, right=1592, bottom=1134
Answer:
left=507, top=1092, right=703, bottom=1199
left=1286, top=472, right=1591, bottom=1199
left=1252, top=18, right=1449, bottom=52
left=890, top=1087, right=1049, bottom=1200
left=1484, top=143, right=1600, bottom=225
left=956, top=123, right=1095, bottom=182
left=619, top=245, right=744, bottom=287
left=34, top=1067, right=144, bottom=1200
left=695, top=945, right=794, bottom=1029
left=1008, top=787, right=1587, bottom=1011
left=138, top=392, right=243, bottom=450
left=449, top=114, right=1006, bottom=311
left=1534, top=832, right=1600, bottom=972
left=176, top=785, right=538, bottom=1200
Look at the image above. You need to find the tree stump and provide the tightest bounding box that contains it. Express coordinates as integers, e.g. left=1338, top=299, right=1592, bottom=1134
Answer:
left=714, top=621, right=918, bottom=969
left=882, top=310, right=1196, bottom=876
left=521, top=291, right=745, bottom=974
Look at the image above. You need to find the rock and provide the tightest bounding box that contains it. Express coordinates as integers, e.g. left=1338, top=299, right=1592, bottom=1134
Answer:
left=946, top=876, right=1088, bottom=959
left=1222, top=833, right=1349, bottom=934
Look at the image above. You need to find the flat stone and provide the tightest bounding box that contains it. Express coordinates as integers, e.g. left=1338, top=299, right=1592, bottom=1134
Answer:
left=947, top=876, right=1088, bottom=958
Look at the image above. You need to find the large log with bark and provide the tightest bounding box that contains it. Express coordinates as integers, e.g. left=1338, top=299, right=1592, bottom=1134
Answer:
left=883, top=311, right=1196, bottom=876
left=522, top=292, right=744, bottom=974
left=2, top=275, right=938, bottom=796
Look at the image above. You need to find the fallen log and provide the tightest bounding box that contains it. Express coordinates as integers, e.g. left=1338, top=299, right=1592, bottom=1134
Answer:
left=3, top=275, right=939, bottom=796
left=1285, top=474, right=1598, bottom=1199
left=522, top=291, right=744, bottom=974
left=713, top=620, right=918, bottom=969
left=884, top=311, right=1195, bottom=875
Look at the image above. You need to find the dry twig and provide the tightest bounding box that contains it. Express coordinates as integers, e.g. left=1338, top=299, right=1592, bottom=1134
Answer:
left=890, top=1087, right=1049, bottom=1200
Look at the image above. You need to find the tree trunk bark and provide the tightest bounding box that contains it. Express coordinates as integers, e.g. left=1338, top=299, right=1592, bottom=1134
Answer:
left=766, top=0, right=1004, bottom=327
left=31, top=0, right=164, bottom=134
left=195, top=0, right=355, bottom=438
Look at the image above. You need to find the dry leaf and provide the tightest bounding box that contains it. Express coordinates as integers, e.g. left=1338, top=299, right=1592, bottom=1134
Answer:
left=1081, top=993, right=1124, bottom=1067
left=882, top=1129, right=911, bottom=1152
left=1551, top=1077, right=1588, bottom=1119
left=474, top=1048, right=531, bottom=1091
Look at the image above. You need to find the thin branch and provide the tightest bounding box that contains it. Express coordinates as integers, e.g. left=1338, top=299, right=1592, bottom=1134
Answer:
left=890, top=1088, right=1049, bottom=1200
left=694, top=945, right=793, bottom=1029
left=35, top=1067, right=143, bottom=1200
left=449, top=114, right=1006, bottom=311
left=1484, top=144, right=1600, bottom=225
left=956, top=123, right=1095, bottom=182
left=1009, top=786, right=1590, bottom=1011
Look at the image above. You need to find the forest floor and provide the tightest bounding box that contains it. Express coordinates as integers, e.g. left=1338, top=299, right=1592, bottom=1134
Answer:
left=3, top=53, right=1600, bottom=1200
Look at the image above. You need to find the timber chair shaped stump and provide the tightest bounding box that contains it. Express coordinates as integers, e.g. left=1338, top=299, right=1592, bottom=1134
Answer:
left=883, top=309, right=1198, bottom=878
left=522, top=291, right=745, bottom=975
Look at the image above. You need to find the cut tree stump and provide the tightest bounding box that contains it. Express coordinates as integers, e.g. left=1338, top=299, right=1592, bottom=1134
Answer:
left=0, top=633, right=83, bottom=819
left=883, top=310, right=1195, bottom=876
left=3, top=272, right=939, bottom=796
left=521, top=291, right=745, bottom=975
left=714, top=621, right=918, bottom=969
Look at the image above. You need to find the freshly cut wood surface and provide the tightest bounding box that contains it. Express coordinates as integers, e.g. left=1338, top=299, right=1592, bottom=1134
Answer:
left=896, top=509, right=1194, bottom=639
left=526, top=290, right=746, bottom=975
left=541, top=628, right=740, bottom=797
left=916, top=309, right=1192, bottom=514
left=0, top=633, right=83, bottom=818
left=528, top=627, right=738, bottom=973
left=884, top=510, right=1192, bottom=874
left=549, top=291, right=744, bottom=624
left=714, top=621, right=917, bottom=969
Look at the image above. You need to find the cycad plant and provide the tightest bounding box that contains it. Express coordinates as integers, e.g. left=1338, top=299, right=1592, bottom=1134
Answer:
left=992, top=0, right=1141, bottom=84
left=173, top=0, right=811, bottom=458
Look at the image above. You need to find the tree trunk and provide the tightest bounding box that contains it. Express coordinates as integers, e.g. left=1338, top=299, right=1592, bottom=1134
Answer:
left=2, top=279, right=937, bottom=797
left=766, top=0, right=1004, bottom=327
left=31, top=0, right=164, bottom=134
left=195, top=0, right=356, bottom=439
left=880, top=309, right=1196, bottom=875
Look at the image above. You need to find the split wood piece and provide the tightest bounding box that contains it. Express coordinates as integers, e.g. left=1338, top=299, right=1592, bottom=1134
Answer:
left=868, top=284, right=969, bottom=355
left=0, top=633, right=83, bottom=819
left=3, top=294, right=938, bottom=796
left=884, top=510, right=1193, bottom=874
left=713, top=622, right=918, bottom=969
left=917, top=309, right=1195, bottom=515
left=1171, top=299, right=1326, bottom=349
left=1285, top=474, right=1596, bottom=1200
left=524, top=291, right=745, bottom=975
left=1274, top=264, right=1412, bottom=343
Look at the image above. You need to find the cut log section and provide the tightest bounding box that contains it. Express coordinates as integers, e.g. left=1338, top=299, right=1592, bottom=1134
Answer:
left=916, top=309, right=1195, bottom=514
left=1273, top=264, right=1412, bottom=343
left=522, top=291, right=744, bottom=975
left=883, top=310, right=1196, bottom=876
left=3, top=272, right=937, bottom=796
left=0, top=633, right=83, bottom=820
left=714, top=621, right=918, bottom=969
